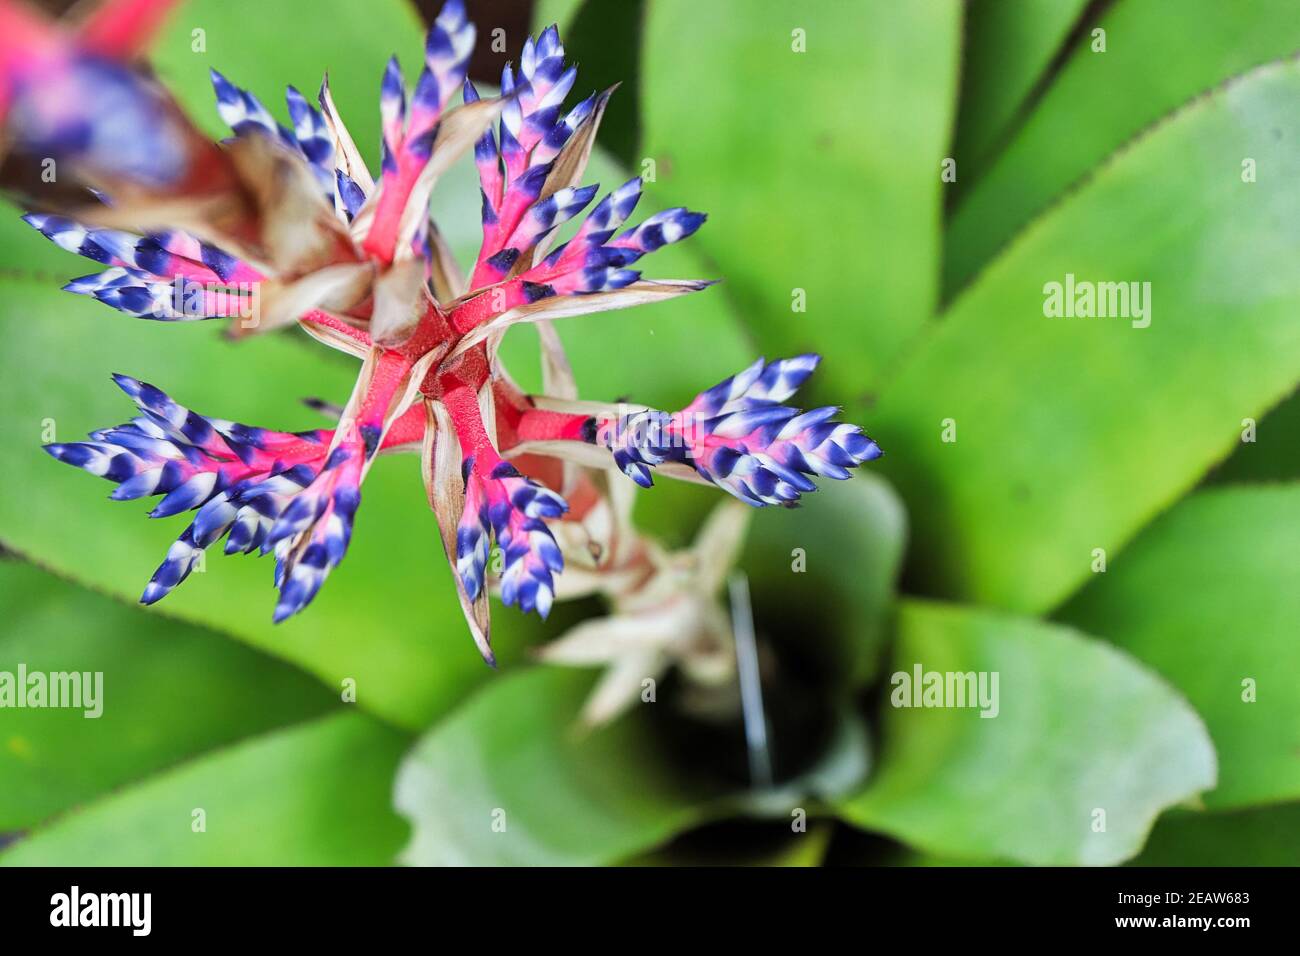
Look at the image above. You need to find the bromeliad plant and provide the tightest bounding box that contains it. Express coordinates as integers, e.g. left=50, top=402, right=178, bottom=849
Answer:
left=5, top=0, right=881, bottom=662
left=4, top=0, right=1297, bottom=870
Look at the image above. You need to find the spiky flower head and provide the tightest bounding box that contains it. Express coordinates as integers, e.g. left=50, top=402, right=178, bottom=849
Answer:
left=5, top=0, right=882, bottom=663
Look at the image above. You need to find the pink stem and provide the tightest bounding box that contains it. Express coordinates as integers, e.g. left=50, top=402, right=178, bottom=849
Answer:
left=447, top=279, right=531, bottom=334
left=514, top=408, right=590, bottom=443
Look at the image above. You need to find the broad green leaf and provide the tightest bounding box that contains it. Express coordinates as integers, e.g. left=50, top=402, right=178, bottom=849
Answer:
left=532, top=0, right=586, bottom=35
left=152, top=0, right=425, bottom=165
left=741, top=475, right=906, bottom=688
left=869, top=57, right=1300, bottom=614
left=952, top=0, right=1090, bottom=178
left=1208, top=389, right=1300, bottom=484
left=395, top=667, right=715, bottom=865
left=945, top=0, right=1300, bottom=294
left=0, top=559, right=336, bottom=831
left=0, top=209, right=82, bottom=276
left=0, top=712, right=408, bottom=865
left=837, top=601, right=1216, bottom=866
left=0, top=278, right=544, bottom=730
left=1129, top=805, right=1300, bottom=866
left=640, top=0, right=962, bottom=393
left=1058, top=486, right=1300, bottom=810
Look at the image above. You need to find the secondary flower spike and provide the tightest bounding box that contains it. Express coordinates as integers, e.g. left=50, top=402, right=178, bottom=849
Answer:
left=22, top=0, right=883, bottom=662
left=593, top=355, right=882, bottom=505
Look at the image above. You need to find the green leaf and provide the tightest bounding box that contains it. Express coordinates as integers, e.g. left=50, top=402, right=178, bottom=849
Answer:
left=1129, top=805, right=1300, bottom=866
left=532, top=0, right=586, bottom=35
left=860, top=809, right=1300, bottom=866
left=1058, top=486, right=1300, bottom=810
left=869, top=56, right=1300, bottom=614
left=1208, top=389, right=1300, bottom=484
left=0, top=207, right=84, bottom=276
left=0, top=712, right=409, bottom=865
left=395, top=667, right=715, bottom=865
left=945, top=0, right=1300, bottom=294
left=741, top=475, right=906, bottom=688
left=837, top=601, right=1216, bottom=866
left=639, top=0, right=962, bottom=393
left=0, top=278, right=542, bottom=730
left=0, top=559, right=336, bottom=832
left=953, top=0, right=1090, bottom=178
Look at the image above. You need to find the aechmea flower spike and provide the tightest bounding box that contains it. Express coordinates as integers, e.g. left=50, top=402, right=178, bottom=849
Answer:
left=17, top=2, right=881, bottom=664
left=604, top=355, right=883, bottom=505
left=41, top=373, right=402, bottom=616
left=456, top=455, right=567, bottom=616
left=506, top=355, right=882, bottom=508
